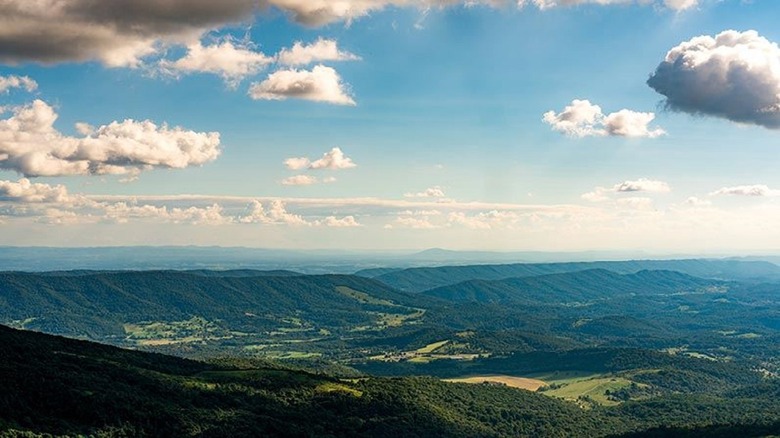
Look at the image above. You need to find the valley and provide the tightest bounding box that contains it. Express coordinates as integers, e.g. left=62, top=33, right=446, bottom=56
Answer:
left=1, top=258, right=779, bottom=436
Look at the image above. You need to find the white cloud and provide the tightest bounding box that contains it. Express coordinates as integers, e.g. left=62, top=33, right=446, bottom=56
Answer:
left=710, top=184, right=780, bottom=197
left=0, top=75, right=37, bottom=93
left=159, top=40, right=273, bottom=87
left=238, top=199, right=357, bottom=226
left=648, top=30, right=780, bottom=129
left=0, top=99, right=220, bottom=177
left=0, top=178, right=69, bottom=203
left=239, top=200, right=310, bottom=225
left=603, top=110, right=665, bottom=138
left=316, top=215, right=361, bottom=227
left=583, top=178, right=671, bottom=202
left=0, top=0, right=259, bottom=67
left=662, top=0, right=698, bottom=11
left=405, top=186, right=446, bottom=198
left=309, top=147, right=357, bottom=170
left=103, top=202, right=233, bottom=225
left=613, top=178, right=671, bottom=193
left=281, top=175, right=318, bottom=186
left=248, top=65, right=355, bottom=105
left=520, top=0, right=697, bottom=11
left=277, top=38, right=360, bottom=66
left=543, top=99, right=665, bottom=138
left=284, top=156, right=311, bottom=170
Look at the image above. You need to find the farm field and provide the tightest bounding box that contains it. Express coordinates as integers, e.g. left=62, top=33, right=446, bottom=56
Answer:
left=444, top=375, right=547, bottom=391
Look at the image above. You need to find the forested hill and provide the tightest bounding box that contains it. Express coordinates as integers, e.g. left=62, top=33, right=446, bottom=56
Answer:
left=421, top=269, right=725, bottom=304
left=0, top=271, right=434, bottom=338
left=364, top=259, right=780, bottom=292
left=2, top=324, right=779, bottom=438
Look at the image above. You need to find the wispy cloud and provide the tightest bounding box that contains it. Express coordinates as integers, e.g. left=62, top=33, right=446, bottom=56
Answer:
left=710, top=184, right=780, bottom=197
left=0, top=75, right=37, bottom=93
left=583, top=179, right=671, bottom=202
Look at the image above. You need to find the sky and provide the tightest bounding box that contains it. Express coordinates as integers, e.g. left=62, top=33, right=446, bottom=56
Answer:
left=1, top=0, right=780, bottom=253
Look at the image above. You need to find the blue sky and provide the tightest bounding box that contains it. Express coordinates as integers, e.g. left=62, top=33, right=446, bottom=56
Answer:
left=1, top=0, right=780, bottom=252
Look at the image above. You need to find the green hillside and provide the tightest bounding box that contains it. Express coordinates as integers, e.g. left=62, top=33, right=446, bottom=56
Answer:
left=2, top=325, right=779, bottom=438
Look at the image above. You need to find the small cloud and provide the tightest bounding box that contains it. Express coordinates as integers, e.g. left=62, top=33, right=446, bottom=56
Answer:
left=316, top=215, right=361, bottom=227
left=309, top=147, right=357, bottom=170
left=614, top=178, right=671, bottom=193
left=710, top=184, right=780, bottom=197
left=284, top=156, right=311, bottom=170
left=240, top=200, right=309, bottom=225
left=277, top=38, right=360, bottom=66
left=159, top=39, right=273, bottom=87
left=405, top=186, right=446, bottom=198
left=0, top=178, right=69, bottom=203
left=281, top=175, right=318, bottom=186
left=544, top=99, right=665, bottom=138
left=583, top=178, right=671, bottom=202
left=0, top=75, right=38, bottom=93
left=248, top=65, right=355, bottom=105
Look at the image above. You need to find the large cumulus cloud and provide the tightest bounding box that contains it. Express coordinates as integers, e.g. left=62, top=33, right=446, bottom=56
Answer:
left=648, top=30, right=780, bottom=129
left=0, top=99, right=221, bottom=177
left=0, top=0, right=258, bottom=66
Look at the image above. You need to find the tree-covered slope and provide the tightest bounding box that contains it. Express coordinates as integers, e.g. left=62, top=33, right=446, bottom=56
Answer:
left=0, top=324, right=612, bottom=437
left=2, top=325, right=779, bottom=437
left=0, top=271, right=433, bottom=338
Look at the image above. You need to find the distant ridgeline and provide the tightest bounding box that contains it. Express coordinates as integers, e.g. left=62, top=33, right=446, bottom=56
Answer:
left=356, top=258, right=780, bottom=292
left=0, top=259, right=778, bottom=436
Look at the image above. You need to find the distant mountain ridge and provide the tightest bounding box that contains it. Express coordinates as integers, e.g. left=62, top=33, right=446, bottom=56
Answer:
left=367, top=259, right=780, bottom=292
left=421, top=269, right=725, bottom=304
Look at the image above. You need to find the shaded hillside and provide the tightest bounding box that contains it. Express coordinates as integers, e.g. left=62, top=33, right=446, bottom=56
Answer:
left=0, top=325, right=615, bottom=437
left=371, top=259, right=780, bottom=292
left=2, top=325, right=779, bottom=438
